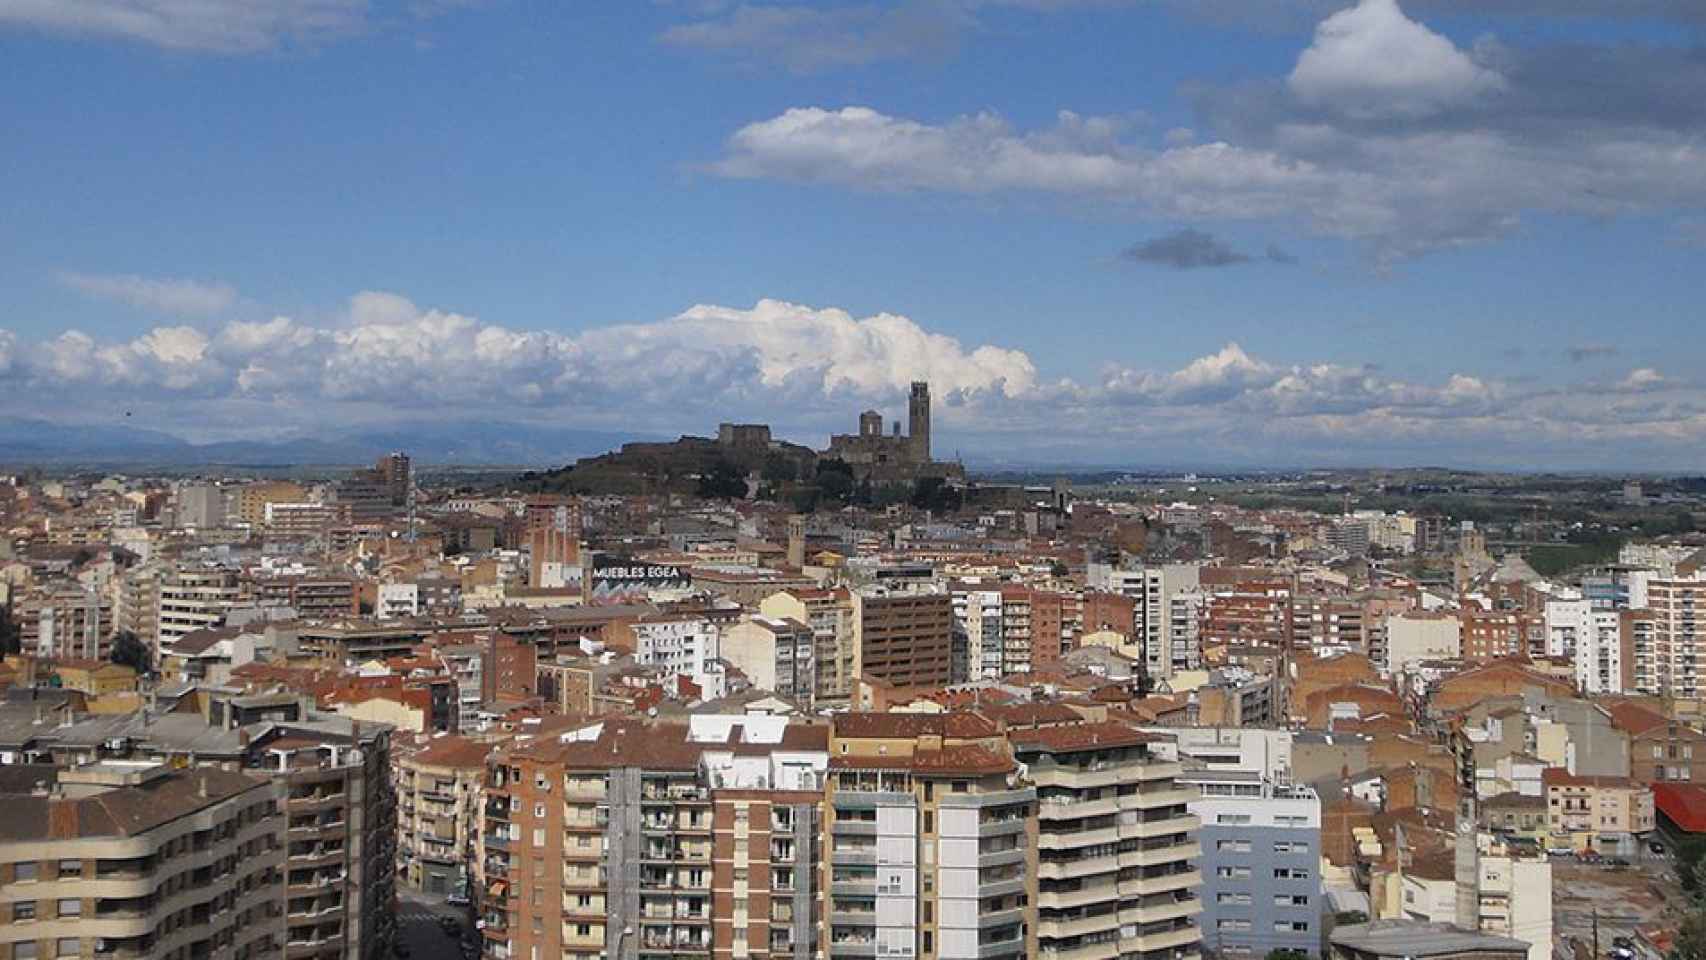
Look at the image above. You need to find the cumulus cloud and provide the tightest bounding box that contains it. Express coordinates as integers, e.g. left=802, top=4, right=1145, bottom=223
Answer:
left=711, top=2, right=1706, bottom=263
left=714, top=107, right=1340, bottom=221
left=60, top=272, right=238, bottom=318
left=1288, top=0, right=1505, bottom=118
left=8, top=292, right=1706, bottom=467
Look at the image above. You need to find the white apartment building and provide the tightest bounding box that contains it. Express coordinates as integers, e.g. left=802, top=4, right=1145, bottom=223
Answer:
left=377, top=582, right=420, bottom=618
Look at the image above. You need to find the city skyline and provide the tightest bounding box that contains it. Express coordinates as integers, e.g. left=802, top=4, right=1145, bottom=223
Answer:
left=3, top=1, right=1705, bottom=469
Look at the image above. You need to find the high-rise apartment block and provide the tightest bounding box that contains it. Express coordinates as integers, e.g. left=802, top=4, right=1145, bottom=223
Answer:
left=155, top=565, right=243, bottom=660
left=479, top=716, right=828, bottom=960
left=0, top=761, right=285, bottom=960
left=1639, top=577, right=1706, bottom=699
left=1184, top=770, right=1321, bottom=959
left=825, top=713, right=1034, bottom=960
left=1012, top=722, right=1204, bottom=960
left=850, top=587, right=955, bottom=689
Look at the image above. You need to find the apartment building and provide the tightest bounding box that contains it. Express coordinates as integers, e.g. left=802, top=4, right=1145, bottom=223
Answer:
left=1290, top=597, right=1365, bottom=656
left=15, top=584, right=111, bottom=661
left=1542, top=768, right=1655, bottom=855
left=238, top=481, right=311, bottom=527
left=253, top=575, right=359, bottom=620
left=1382, top=612, right=1460, bottom=675
left=479, top=716, right=827, bottom=960
left=1197, top=572, right=1293, bottom=651
left=1459, top=608, right=1527, bottom=664
left=0, top=692, right=398, bottom=960
left=0, top=761, right=285, bottom=960
left=1572, top=609, right=1635, bottom=695
left=1183, top=770, right=1319, bottom=959
left=824, top=712, right=1034, bottom=960
left=1640, top=577, right=1706, bottom=699
left=850, top=587, right=955, bottom=689
left=398, top=735, right=489, bottom=895
left=155, top=565, right=243, bottom=659
left=114, top=564, right=160, bottom=648
left=760, top=588, right=855, bottom=701
left=621, top=614, right=724, bottom=691
left=1086, top=563, right=1201, bottom=681
left=1011, top=722, right=1203, bottom=960
left=721, top=616, right=816, bottom=707
left=1606, top=701, right=1706, bottom=785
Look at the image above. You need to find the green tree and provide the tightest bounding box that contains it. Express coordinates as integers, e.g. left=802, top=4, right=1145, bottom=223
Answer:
left=696, top=459, right=748, bottom=499
left=910, top=477, right=963, bottom=514
left=1676, top=905, right=1706, bottom=960
left=1678, top=837, right=1706, bottom=896
left=111, top=630, right=150, bottom=673
left=0, top=609, right=20, bottom=657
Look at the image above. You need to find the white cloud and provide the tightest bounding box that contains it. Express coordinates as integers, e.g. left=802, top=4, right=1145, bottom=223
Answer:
left=1288, top=0, right=1505, bottom=118
left=60, top=272, right=237, bottom=318
left=1621, top=367, right=1667, bottom=391
left=0, top=0, right=484, bottom=53
left=715, top=106, right=1341, bottom=220
left=7, top=292, right=1706, bottom=467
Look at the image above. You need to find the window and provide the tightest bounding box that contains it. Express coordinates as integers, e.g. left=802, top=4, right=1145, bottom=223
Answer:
left=1217, top=893, right=1252, bottom=905
left=1276, top=921, right=1310, bottom=932
left=14, top=901, right=36, bottom=921
left=1217, top=840, right=1251, bottom=853
left=1654, top=745, right=1665, bottom=758
left=56, top=861, right=80, bottom=880
left=1215, top=866, right=1251, bottom=879
left=1273, top=841, right=1308, bottom=854
left=533, top=829, right=545, bottom=846
left=923, top=812, right=934, bottom=833
left=16, top=943, right=39, bottom=960
left=1217, top=919, right=1252, bottom=932
left=57, top=899, right=80, bottom=917
left=576, top=924, right=591, bottom=937
left=1273, top=868, right=1309, bottom=880
left=14, top=862, right=38, bottom=882
left=1216, top=814, right=1252, bottom=825
left=534, top=802, right=546, bottom=818
left=57, top=940, right=79, bottom=958
left=1276, top=894, right=1309, bottom=906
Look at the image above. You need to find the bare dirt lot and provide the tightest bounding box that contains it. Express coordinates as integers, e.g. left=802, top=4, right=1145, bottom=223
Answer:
left=1553, top=859, right=1685, bottom=960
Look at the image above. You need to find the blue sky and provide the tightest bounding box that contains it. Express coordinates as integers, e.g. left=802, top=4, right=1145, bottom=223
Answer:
left=2, top=0, right=1705, bottom=469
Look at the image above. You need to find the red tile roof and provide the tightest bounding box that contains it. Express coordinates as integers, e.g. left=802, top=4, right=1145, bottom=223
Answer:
left=1654, top=782, right=1706, bottom=833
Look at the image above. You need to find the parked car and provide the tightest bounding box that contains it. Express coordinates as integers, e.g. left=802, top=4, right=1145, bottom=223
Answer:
left=1578, top=850, right=1604, bottom=863
left=1650, top=841, right=1668, bottom=855
left=446, top=893, right=471, bottom=906
left=1607, top=857, right=1631, bottom=867
left=1614, top=936, right=1636, bottom=949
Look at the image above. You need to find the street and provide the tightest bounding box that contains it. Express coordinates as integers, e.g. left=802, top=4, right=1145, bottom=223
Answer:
left=394, top=889, right=477, bottom=960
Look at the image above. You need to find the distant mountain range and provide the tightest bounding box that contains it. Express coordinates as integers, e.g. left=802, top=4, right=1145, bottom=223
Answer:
left=0, top=418, right=645, bottom=467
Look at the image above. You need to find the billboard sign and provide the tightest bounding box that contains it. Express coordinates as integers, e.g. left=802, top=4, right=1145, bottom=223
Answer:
left=587, top=555, right=689, bottom=604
